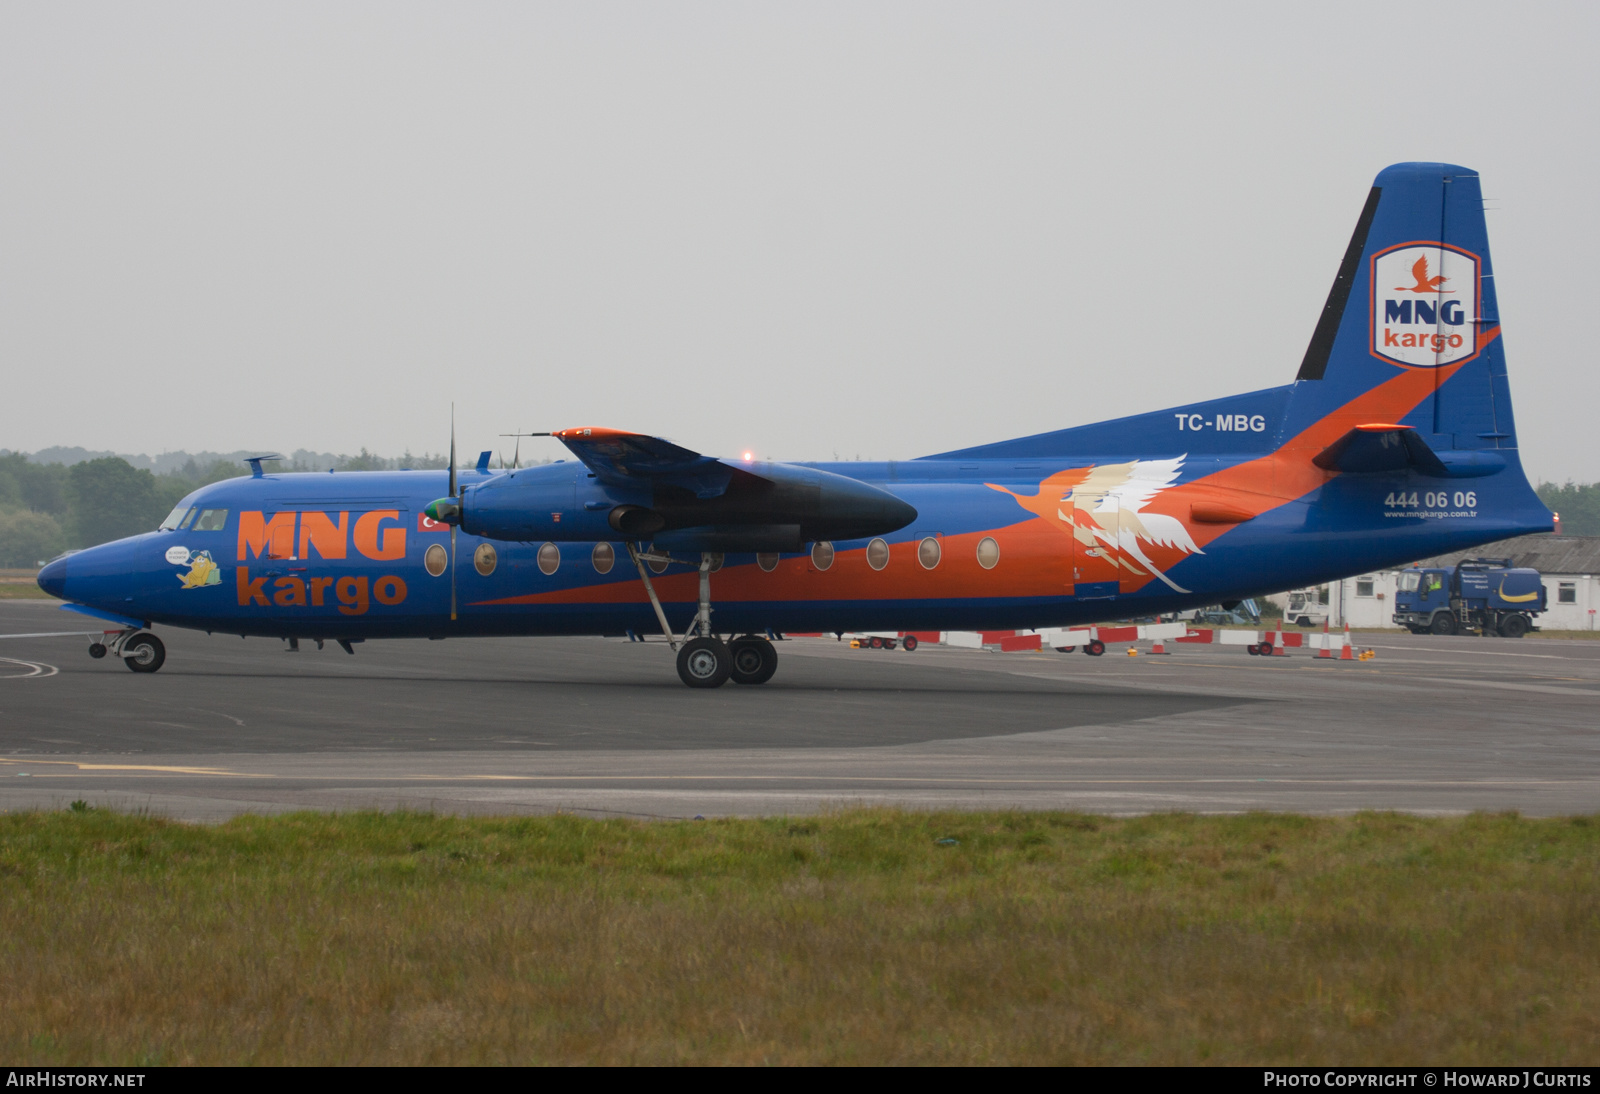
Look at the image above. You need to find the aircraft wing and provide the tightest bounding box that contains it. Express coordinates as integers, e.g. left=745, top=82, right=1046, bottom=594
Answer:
left=552, top=428, right=749, bottom=498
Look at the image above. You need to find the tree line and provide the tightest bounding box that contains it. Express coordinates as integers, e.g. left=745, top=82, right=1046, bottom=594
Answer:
left=1536, top=482, right=1600, bottom=537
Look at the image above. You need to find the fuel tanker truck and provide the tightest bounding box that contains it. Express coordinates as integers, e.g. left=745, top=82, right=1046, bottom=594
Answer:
left=1393, top=558, right=1546, bottom=637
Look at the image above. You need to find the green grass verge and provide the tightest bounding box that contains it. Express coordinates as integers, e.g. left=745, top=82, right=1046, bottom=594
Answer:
left=2, top=809, right=1597, bottom=1064
left=0, top=582, right=50, bottom=598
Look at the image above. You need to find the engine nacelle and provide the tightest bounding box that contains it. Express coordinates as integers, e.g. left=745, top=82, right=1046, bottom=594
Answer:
left=453, top=459, right=916, bottom=546
left=460, top=464, right=647, bottom=542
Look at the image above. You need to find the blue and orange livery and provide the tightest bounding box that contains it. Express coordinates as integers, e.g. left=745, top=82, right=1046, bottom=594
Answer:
left=37, top=163, right=1553, bottom=686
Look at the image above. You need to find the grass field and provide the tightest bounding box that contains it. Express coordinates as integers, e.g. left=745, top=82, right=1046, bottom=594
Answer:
left=1, top=809, right=1597, bottom=1065
left=0, top=570, right=48, bottom=599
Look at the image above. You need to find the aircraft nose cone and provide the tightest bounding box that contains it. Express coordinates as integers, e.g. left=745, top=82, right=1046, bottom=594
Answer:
left=37, top=556, right=67, bottom=599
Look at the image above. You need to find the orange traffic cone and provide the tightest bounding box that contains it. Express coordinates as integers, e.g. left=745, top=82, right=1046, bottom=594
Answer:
left=1317, top=616, right=1333, bottom=659
left=1339, top=621, right=1356, bottom=660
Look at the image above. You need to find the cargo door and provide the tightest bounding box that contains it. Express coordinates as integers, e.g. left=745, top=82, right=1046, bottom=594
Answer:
left=1072, top=492, right=1120, bottom=600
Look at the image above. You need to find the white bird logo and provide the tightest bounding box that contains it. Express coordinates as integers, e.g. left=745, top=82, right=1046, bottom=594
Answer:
left=990, top=456, right=1202, bottom=593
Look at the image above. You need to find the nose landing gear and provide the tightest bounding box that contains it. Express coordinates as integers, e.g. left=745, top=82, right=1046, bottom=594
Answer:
left=91, top=630, right=166, bottom=672
left=122, top=633, right=166, bottom=673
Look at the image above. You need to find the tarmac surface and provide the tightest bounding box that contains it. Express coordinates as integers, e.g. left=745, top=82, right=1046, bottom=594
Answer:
left=0, top=598, right=1596, bottom=819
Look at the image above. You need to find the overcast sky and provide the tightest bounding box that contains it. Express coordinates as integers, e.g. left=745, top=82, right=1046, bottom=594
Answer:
left=3, top=2, right=1597, bottom=481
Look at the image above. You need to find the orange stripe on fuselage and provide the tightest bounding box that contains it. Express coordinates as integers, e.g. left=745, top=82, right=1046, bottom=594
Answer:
left=472, top=341, right=1496, bottom=609
left=1152, top=358, right=1468, bottom=550
left=473, top=519, right=1069, bottom=607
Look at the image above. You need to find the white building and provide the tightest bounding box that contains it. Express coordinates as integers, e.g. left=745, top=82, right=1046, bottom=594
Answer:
left=1266, top=571, right=1403, bottom=629
left=1266, top=534, right=1600, bottom=632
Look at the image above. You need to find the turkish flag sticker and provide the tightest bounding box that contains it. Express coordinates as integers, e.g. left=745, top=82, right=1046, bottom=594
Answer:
left=418, top=514, right=450, bottom=533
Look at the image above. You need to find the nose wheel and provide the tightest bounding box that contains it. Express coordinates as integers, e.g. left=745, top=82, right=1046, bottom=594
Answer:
left=123, top=633, right=166, bottom=673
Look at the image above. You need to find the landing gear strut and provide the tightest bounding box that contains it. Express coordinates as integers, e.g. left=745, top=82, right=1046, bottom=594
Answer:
left=629, top=545, right=780, bottom=688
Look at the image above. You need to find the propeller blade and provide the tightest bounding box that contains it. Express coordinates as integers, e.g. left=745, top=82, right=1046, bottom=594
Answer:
left=449, top=405, right=459, bottom=621
left=448, top=404, right=457, bottom=498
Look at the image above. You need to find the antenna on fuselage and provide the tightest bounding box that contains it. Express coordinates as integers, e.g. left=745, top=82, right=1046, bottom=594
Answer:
left=499, top=431, right=551, bottom=470
left=244, top=455, right=285, bottom=478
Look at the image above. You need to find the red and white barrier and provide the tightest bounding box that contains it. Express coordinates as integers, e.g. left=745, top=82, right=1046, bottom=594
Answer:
left=881, top=623, right=1365, bottom=661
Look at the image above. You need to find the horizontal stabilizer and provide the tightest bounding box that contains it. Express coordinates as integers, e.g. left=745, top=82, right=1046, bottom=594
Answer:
left=1313, top=424, right=1505, bottom=478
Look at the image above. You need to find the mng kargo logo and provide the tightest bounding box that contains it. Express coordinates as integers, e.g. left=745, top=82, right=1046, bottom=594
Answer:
left=1370, top=242, right=1480, bottom=368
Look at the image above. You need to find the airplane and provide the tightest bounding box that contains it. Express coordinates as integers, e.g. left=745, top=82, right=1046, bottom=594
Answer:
left=34, top=162, right=1553, bottom=688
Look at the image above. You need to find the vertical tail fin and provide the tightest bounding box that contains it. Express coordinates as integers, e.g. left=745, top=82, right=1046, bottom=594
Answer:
left=1288, top=163, right=1514, bottom=454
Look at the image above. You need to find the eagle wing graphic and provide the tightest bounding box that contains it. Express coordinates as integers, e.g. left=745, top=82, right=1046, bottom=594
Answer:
left=1061, top=457, right=1201, bottom=594
left=987, top=457, right=1204, bottom=594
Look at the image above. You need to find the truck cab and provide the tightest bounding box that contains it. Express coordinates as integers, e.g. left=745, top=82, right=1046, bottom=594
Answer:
left=1394, top=559, right=1546, bottom=637
left=1284, top=589, right=1329, bottom=628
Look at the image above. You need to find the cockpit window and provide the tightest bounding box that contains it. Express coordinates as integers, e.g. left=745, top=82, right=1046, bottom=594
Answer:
left=193, top=509, right=229, bottom=532
left=1398, top=572, right=1420, bottom=592
left=179, top=508, right=197, bottom=529
left=159, top=506, right=193, bottom=531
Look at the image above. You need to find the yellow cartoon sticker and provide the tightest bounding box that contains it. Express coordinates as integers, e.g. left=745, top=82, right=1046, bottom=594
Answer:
left=177, top=549, right=222, bottom=589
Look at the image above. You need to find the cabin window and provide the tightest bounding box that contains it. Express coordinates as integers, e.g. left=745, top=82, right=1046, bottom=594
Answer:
left=918, top=537, right=941, bottom=570
left=1399, top=572, right=1420, bottom=592
left=1356, top=577, right=1375, bottom=598
left=423, top=544, right=448, bottom=577
left=866, top=538, right=889, bottom=571
left=538, top=543, right=561, bottom=575
left=757, top=552, right=780, bottom=573
left=193, top=509, right=229, bottom=532
left=648, top=554, right=668, bottom=575
left=474, top=543, right=498, bottom=576
left=976, top=537, right=1000, bottom=570
left=592, top=542, right=615, bottom=574
left=1559, top=582, right=1577, bottom=604
left=811, top=541, right=834, bottom=571
left=708, top=553, right=725, bottom=573
left=159, top=505, right=193, bottom=531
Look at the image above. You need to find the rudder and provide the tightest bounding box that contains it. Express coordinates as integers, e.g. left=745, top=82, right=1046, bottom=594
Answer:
left=1288, top=163, right=1515, bottom=455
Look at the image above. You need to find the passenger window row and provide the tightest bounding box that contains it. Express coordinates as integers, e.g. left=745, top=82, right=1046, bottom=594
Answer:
left=422, top=537, right=1005, bottom=578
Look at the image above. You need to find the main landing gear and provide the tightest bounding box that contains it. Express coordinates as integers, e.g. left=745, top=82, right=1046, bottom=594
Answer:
left=628, top=544, right=779, bottom=689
